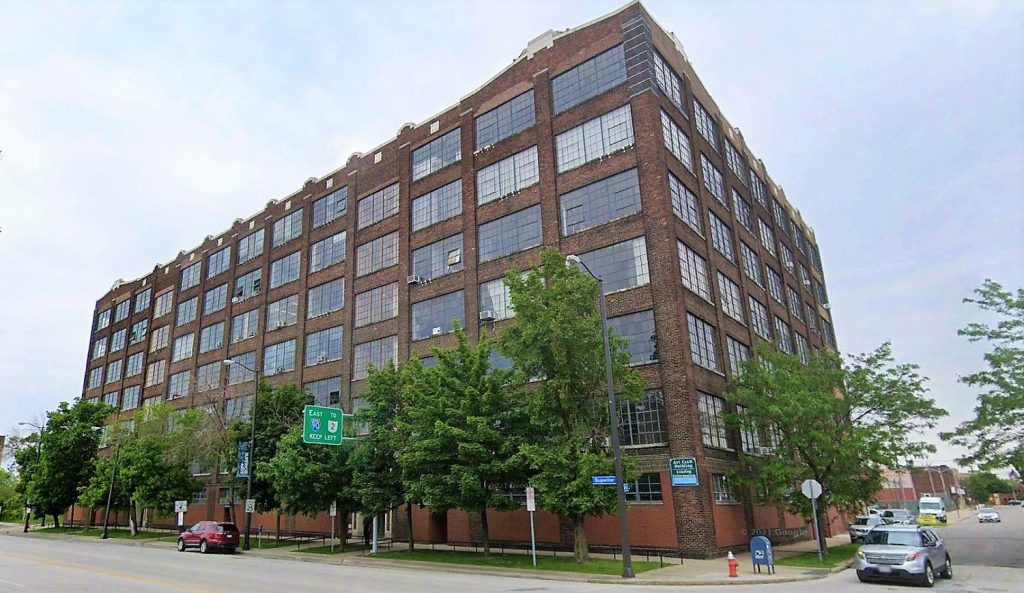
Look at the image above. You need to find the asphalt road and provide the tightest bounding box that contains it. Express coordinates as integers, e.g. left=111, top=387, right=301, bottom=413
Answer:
left=0, top=510, right=1019, bottom=593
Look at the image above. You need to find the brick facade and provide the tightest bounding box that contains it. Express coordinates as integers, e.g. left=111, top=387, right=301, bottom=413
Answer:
left=79, top=2, right=836, bottom=558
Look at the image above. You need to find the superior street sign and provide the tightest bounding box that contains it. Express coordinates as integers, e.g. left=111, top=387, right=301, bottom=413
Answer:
left=591, top=475, right=617, bottom=485
left=303, top=405, right=343, bottom=445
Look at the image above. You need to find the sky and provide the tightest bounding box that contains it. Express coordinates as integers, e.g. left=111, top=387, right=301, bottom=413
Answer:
left=0, top=0, right=1021, bottom=470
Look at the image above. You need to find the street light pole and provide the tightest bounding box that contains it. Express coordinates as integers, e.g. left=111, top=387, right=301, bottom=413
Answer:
left=100, top=443, right=122, bottom=539
left=566, top=255, right=634, bottom=579
left=18, top=422, right=45, bottom=532
left=224, top=359, right=260, bottom=551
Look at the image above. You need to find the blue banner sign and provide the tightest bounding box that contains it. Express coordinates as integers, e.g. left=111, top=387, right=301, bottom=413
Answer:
left=591, top=475, right=617, bottom=485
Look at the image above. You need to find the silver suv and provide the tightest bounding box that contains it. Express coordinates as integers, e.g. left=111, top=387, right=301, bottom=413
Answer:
left=855, top=525, right=952, bottom=587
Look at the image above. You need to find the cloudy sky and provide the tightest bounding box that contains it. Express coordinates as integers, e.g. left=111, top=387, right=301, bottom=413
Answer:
left=1, top=0, right=1021, bottom=468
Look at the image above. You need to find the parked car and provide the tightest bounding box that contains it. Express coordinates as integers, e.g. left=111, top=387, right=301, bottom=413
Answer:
left=978, top=507, right=1001, bottom=523
left=880, top=508, right=916, bottom=525
left=848, top=515, right=884, bottom=543
left=177, top=521, right=240, bottom=554
left=855, top=525, right=953, bottom=587
left=1007, top=499, right=1022, bottom=506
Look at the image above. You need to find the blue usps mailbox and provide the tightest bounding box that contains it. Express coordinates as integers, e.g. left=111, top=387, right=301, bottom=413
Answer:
left=750, top=536, right=775, bottom=574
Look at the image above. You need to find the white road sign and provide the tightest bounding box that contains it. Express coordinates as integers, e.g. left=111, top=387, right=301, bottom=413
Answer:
left=525, top=487, right=536, bottom=512
left=174, top=500, right=188, bottom=513
left=801, top=479, right=822, bottom=500
left=245, top=499, right=256, bottom=513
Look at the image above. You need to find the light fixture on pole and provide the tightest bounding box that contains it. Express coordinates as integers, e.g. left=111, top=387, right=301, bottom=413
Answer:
left=223, top=358, right=260, bottom=551
left=565, top=254, right=634, bottom=579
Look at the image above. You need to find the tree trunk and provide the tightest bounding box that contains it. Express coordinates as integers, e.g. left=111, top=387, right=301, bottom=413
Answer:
left=406, top=502, right=415, bottom=552
left=53, top=513, right=60, bottom=528
left=815, top=501, right=829, bottom=556
left=572, top=517, right=589, bottom=564
left=129, top=501, right=139, bottom=536
left=275, top=511, right=281, bottom=544
left=480, top=510, right=491, bottom=558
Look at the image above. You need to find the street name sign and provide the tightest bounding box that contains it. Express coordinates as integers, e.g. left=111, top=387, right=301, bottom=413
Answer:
left=303, top=405, right=343, bottom=445
left=669, top=457, right=699, bottom=486
left=591, top=475, right=617, bottom=485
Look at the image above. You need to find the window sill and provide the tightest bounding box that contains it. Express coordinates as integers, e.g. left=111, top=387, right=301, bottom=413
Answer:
left=622, top=442, right=668, bottom=450
left=714, top=501, right=742, bottom=506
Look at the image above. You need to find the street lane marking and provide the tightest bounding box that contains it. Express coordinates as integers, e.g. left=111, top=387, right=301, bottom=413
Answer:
left=0, top=550, right=227, bottom=593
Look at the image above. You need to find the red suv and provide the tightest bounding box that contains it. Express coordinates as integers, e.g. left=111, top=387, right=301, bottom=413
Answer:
left=176, top=521, right=240, bottom=554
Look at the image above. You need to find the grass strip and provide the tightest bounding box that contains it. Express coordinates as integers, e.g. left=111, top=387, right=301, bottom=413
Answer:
left=372, top=549, right=663, bottom=575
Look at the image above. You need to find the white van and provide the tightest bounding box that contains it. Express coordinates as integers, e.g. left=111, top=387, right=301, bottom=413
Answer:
left=918, top=496, right=947, bottom=523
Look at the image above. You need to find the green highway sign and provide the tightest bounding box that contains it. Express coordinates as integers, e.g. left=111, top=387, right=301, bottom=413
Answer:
left=303, top=405, right=343, bottom=445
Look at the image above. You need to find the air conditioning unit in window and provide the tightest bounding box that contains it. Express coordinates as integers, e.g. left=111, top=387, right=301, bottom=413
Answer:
left=758, top=446, right=776, bottom=456
left=275, top=366, right=285, bottom=373
left=431, top=327, right=443, bottom=337
left=479, top=310, right=496, bottom=323
left=317, top=355, right=327, bottom=364
left=247, top=331, right=257, bottom=338
left=275, top=321, right=287, bottom=329
left=407, top=275, right=424, bottom=285
left=822, top=303, right=831, bottom=310
left=803, top=279, right=811, bottom=287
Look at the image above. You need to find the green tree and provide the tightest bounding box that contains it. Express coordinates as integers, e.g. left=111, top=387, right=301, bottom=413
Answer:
left=962, top=472, right=1013, bottom=505
left=20, top=400, right=114, bottom=525
left=397, top=331, right=530, bottom=557
left=942, top=280, right=1024, bottom=473
left=262, top=427, right=356, bottom=545
left=0, top=467, right=24, bottom=521
left=350, top=362, right=416, bottom=550
left=499, top=248, right=644, bottom=563
left=726, top=343, right=947, bottom=553
left=230, top=381, right=307, bottom=532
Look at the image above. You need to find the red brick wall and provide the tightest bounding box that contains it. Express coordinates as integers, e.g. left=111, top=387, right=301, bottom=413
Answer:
left=712, top=504, right=747, bottom=548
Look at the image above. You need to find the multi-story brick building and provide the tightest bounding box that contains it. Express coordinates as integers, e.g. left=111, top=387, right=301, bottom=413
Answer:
left=78, top=1, right=838, bottom=557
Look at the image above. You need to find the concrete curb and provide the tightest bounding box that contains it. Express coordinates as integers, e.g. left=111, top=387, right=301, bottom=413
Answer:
left=7, top=530, right=834, bottom=587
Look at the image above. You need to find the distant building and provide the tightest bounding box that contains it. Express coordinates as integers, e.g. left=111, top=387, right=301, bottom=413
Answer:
left=875, top=469, right=917, bottom=509
left=76, top=1, right=837, bottom=557
left=910, top=465, right=962, bottom=508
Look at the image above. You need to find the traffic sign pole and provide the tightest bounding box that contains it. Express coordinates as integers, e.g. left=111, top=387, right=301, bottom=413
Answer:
left=801, top=479, right=824, bottom=563
left=526, top=487, right=537, bottom=567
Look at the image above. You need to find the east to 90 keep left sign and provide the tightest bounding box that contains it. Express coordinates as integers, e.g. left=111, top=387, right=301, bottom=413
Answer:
left=302, top=405, right=343, bottom=445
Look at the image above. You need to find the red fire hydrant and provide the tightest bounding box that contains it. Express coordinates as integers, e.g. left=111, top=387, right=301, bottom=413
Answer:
left=727, top=550, right=739, bottom=577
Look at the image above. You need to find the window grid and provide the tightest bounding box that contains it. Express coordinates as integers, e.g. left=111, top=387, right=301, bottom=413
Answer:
left=145, top=359, right=166, bottom=387
left=272, top=209, right=304, bottom=247
left=780, top=243, right=795, bottom=275
left=700, top=155, right=726, bottom=206
left=718, top=273, right=745, bottom=324
left=740, top=242, right=764, bottom=288
left=477, top=205, right=542, bottom=263
left=713, top=473, right=739, bottom=503
left=788, top=287, right=805, bottom=322
left=795, top=333, right=811, bottom=365
left=608, top=310, right=658, bottom=365
left=749, top=296, right=772, bottom=340
left=105, top=360, right=122, bottom=384
left=555, top=105, right=635, bottom=172
left=652, top=51, right=682, bottom=110
left=134, top=289, right=152, bottom=313
left=312, top=186, right=348, bottom=229
left=677, top=241, right=712, bottom=302
left=626, top=473, right=663, bottom=503
left=110, top=329, right=126, bottom=352
left=114, top=300, right=130, bottom=322
left=560, top=168, right=641, bottom=236
left=150, top=326, right=169, bottom=352
left=305, top=326, right=343, bottom=366
left=353, top=336, right=398, bottom=381
left=95, top=309, right=111, bottom=331
left=669, top=173, right=702, bottom=235
left=208, top=247, right=231, bottom=278
left=307, top=277, right=345, bottom=318
left=87, top=367, right=103, bottom=389
left=551, top=44, right=626, bottom=114
left=154, top=292, right=173, bottom=318
left=412, top=180, right=462, bottom=231
left=693, top=100, right=718, bottom=149
left=305, top=376, right=342, bottom=407
left=411, top=291, right=466, bottom=341
left=727, top=337, right=751, bottom=377
left=103, top=390, right=119, bottom=407
left=263, top=340, right=297, bottom=376
left=698, top=392, right=731, bottom=450
left=476, top=146, right=540, bottom=205
left=750, top=173, right=768, bottom=207
left=237, top=229, right=265, bottom=264
left=181, top=262, right=202, bottom=291
left=92, top=337, right=107, bottom=360
left=736, top=404, right=762, bottom=453
left=687, top=313, right=720, bottom=372
left=357, top=183, right=401, bottom=230
left=475, top=90, right=535, bottom=149
left=412, top=128, right=461, bottom=181
left=204, top=284, right=228, bottom=316
left=172, top=333, right=194, bottom=362
left=709, top=213, right=735, bottom=262
left=578, top=237, right=650, bottom=294
left=233, top=269, right=261, bottom=301
left=168, top=371, right=190, bottom=400
left=199, top=322, right=225, bottom=353
left=775, top=317, right=794, bottom=353
left=227, top=351, right=256, bottom=385
left=733, top=190, right=754, bottom=232
left=725, top=141, right=748, bottom=185
left=122, top=386, right=141, bottom=411
left=225, top=395, right=252, bottom=419
left=758, top=218, right=777, bottom=257
left=619, top=390, right=668, bottom=447
left=806, top=306, right=819, bottom=335
left=479, top=278, right=514, bottom=321
left=196, top=362, right=221, bottom=392
left=176, top=297, right=198, bottom=326
left=356, top=232, right=399, bottom=276
left=231, top=309, right=259, bottom=343
left=354, top=283, right=399, bottom=327
left=766, top=267, right=785, bottom=305
left=126, top=352, right=144, bottom=377
left=772, top=200, right=789, bottom=235
left=412, top=234, right=463, bottom=281
left=309, top=231, right=346, bottom=273
left=269, top=252, right=301, bottom=289
left=661, top=111, right=693, bottom=171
